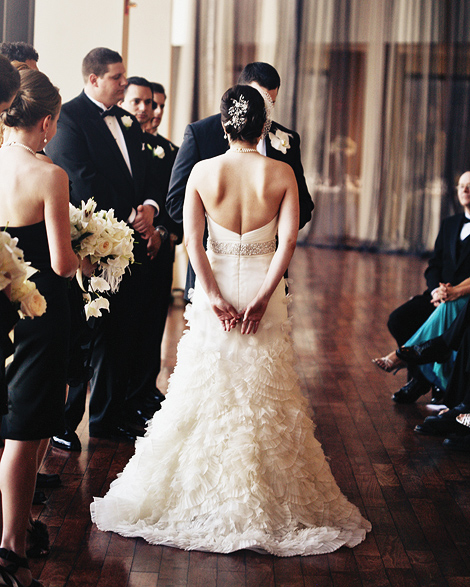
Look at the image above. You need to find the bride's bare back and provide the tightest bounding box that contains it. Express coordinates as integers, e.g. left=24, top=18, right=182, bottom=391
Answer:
left=187, top=150, right=296, bottom=235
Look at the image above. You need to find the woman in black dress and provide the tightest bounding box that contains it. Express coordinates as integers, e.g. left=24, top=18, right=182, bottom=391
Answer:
left=0, top=69, right=78, bottom=587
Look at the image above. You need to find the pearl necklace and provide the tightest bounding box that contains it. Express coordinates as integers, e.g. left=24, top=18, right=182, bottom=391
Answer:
left=230, top=146, right=258, bottom=153
left=2, top=141, right=36, bottom=156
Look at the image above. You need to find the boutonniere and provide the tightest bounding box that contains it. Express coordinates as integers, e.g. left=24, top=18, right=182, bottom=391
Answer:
left=268, top=129, right=292, bottom=154
left=146, top=143, right=165, bottom=159
left=121, top=115, right=133, bottom=129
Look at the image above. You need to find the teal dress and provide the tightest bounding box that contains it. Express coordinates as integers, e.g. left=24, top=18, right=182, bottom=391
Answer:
left=406, top=296, right=469, bottom=390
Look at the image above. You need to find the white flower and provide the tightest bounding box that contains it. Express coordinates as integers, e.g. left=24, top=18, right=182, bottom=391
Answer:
left=154, top=146, right=165, bottom=158
left=269, top=129, right=292, bottom=154
left=89, top=276, right=111, bottom=293
left=84, top=296, right=110, bottom=319
left=121, top=115, right=133, bottom=128
left=19, top=285, right=47, bottom=318
left=69, top=199, right=135, bottom=319
left=0, top=230, right=46, bottom=318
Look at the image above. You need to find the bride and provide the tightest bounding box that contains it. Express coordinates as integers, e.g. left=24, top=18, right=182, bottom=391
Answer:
left=91, top=85, right=371, bottom=556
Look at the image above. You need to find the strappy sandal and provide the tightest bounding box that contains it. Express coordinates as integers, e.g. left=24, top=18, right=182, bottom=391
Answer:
left=26, top=519, right=49, bottom=558
left=372, top=351, right=405, bottom=374
left=0, top=548, right=43, bottom=587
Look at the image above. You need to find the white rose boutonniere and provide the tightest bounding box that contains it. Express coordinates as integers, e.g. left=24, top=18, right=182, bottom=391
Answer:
left=121, top=115, right=133, bottom=129
left=146, top=143, right=165, bottom=159
left=269, top=129, right=292, bottom=154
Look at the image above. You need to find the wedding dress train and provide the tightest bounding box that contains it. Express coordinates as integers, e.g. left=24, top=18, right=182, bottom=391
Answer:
left=91, top=215, right=371, bottom=556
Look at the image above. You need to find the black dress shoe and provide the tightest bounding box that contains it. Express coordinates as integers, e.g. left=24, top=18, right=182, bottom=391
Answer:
left=396, top=337, right=452, bottom=365
left=51, top=428, right=82, bottom=452
left=36, top=473, right=61, bottom=489
left=414, top=404, right=469, bottom=436
left=443, top=432, right=470, bottom=451
left=392, top=377, right=430, bottom=404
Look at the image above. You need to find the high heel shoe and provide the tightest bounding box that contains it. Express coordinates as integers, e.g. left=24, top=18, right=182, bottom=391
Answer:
left=26, top=519, right=49, bottom=558
left=372, top=351, right=405, bottom=374
left=0, top=548, right=43, bottom=586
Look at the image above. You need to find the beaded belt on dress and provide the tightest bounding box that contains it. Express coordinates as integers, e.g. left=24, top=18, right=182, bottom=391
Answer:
left=207, top=238, right=276, bottom=256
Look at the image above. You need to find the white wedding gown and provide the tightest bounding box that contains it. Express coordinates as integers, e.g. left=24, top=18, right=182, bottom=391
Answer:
left=91, top=215, right=371, bottom=556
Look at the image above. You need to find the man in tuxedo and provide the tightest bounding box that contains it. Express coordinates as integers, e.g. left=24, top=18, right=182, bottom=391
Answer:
left=146, top=82, right=167, bottom=137
left=46, top=48, right=161, bottom=445
left=386, top=171, right=470, bottom=404
left=119, top=76, right=182, bottom=419
left=166, top=62, right=314, bottom=297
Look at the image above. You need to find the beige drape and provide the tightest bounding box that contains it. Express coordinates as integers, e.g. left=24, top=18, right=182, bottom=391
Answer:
left=169, top=0, right=470, bottom=253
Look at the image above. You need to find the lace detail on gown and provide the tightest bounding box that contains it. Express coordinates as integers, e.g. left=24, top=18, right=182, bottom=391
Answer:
left=91, top=215, right=371, bottom=556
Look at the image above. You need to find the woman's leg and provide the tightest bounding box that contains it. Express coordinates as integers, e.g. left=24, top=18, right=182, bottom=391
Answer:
left=0, top=438, right=40, bottom=585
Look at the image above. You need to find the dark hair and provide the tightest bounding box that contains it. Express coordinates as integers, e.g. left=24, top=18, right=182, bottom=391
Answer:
left=82, top=47, right=122, bottom=81
left=2, top=69, right=61, bottom=129
left=150, top=82, right=166, bottom=97
left=238, top=62, right=280, bottom=91
left=124, top=76, right=152, bottom=97
left=220, top=85, right=266, bottom=143
left=0, top=54, right=20, bottom=104
left=0, top=42, right=38, bottom=64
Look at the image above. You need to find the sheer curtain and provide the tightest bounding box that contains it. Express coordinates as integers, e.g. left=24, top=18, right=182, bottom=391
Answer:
left=170, top=0, right=470, bottom=253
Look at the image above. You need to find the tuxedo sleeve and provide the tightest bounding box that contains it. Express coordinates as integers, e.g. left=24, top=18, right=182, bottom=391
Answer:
left=166, top=124, right=199, bottom=224
left=289, top=131, right=314, bottom=230
left=46, top=110, right=134, bottom=222
left=424, top=221, right=445, bottom=292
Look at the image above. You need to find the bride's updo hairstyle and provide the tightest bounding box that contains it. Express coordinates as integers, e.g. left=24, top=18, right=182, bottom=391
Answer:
left=221, top=85, right=266, bottom=143
left=2, top=69, right=60, bottom=129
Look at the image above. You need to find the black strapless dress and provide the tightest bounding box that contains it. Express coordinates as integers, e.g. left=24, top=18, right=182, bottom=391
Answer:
left=1, top=221, right=70, bottom=440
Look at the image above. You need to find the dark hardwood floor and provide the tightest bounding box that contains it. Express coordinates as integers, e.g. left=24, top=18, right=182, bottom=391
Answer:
left=32, top=246, right=470, bottom=587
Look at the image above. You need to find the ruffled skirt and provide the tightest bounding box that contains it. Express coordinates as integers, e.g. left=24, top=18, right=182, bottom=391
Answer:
left=91, top=279, right=371, bottom=556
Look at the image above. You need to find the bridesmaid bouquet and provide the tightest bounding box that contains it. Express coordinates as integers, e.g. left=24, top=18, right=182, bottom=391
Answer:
left=0, top=230, right=47, bottom=318
left=69, top=199, right=135, bottom=319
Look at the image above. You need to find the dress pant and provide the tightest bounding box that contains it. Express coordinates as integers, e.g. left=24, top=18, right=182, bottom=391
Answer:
left=387, top=292, right=435, bottom=346
left=125, top=239, right=174, bottom=408
left=64, top=242, right=162, bottom=435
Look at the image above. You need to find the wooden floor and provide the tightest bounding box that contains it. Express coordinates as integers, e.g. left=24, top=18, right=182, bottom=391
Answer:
left=33, top=246, right=470, bottom=587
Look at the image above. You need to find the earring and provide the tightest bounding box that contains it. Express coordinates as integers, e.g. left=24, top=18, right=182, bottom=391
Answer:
left=44, top=133, right=48, bottom=145
left=223, top=131, right=227, bottom=140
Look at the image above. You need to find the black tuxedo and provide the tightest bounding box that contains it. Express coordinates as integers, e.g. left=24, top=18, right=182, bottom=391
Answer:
left=388, top=213, right=470, bottom=349
left=46, top=92, right=161, bottom=436
left=167, top=113, right=313, bottom=228
left=166, top=113, right=314, bottom=297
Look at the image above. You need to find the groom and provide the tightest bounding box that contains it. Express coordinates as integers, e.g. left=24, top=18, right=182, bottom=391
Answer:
left=166, top=62, right=314, bottom=296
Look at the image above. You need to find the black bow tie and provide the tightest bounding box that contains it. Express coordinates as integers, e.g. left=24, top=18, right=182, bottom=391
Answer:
left=101, top=105, right=120, bottom=118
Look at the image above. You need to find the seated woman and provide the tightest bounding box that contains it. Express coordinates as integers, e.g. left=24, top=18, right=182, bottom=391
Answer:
left=373, top=278, right=470, bottom=392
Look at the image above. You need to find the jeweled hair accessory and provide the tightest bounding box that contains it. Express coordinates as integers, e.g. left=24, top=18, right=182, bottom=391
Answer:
left=225, top=94, right=249, bottom=130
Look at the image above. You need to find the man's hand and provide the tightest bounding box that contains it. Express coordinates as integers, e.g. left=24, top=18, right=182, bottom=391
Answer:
left=146, top=229, right=162, bottom=260
left=132, top=204, right=155, bottom=235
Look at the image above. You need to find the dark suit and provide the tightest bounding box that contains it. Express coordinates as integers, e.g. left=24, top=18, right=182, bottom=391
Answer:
left=124, top=132, right=182, bottom=408
left=388, top=213, right=470, bottom=348
left=46, top=91, right=160, bottom=436
left=166, top=113, right=314, bottom=296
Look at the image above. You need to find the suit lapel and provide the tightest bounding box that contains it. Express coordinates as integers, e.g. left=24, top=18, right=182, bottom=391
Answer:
left=81, top=94, right=135, bottom=183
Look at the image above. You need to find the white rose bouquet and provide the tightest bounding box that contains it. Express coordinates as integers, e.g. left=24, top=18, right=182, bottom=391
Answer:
left=70, top=199, right=135, bottom=319
left=0, top=230, right=47, bottom=318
